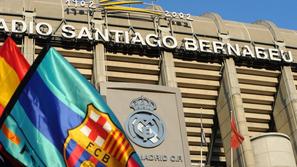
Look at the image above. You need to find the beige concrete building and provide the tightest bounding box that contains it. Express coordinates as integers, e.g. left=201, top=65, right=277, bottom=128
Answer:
left=1, top=0, right=297, bottom=166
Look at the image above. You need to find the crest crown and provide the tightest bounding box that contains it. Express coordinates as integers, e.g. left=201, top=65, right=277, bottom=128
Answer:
left=130, top=96, right=156, bottom=111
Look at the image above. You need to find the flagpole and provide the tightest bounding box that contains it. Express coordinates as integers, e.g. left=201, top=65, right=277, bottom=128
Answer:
left=230, top=110, right=233, bottom=167
left=231, top=147, right=233, bottom=167
left=200, top=108, right=203, bottom=167
left=231, top=109, right=246, bottom=167
left=201, top=137, right=203, bottom=167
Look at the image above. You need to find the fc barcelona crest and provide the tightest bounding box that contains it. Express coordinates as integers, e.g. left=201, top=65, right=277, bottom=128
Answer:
left=63, top=104, right=135, bottom=167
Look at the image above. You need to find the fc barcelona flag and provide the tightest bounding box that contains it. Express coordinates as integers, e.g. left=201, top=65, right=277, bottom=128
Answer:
left=0, top=46, right=143, bottom=167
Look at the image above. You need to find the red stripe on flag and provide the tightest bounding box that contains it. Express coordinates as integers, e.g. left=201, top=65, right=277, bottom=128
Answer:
left=109, top=133, right=123, bottom=155
left=107, top=131, right=121, bottom=153
left=106, top=134, right=118, bottom=153
left=117, top=140, right=130, bottom=160
left=88, top=156, right=98, bottom=165
left=0, top=37, right=29, bottom=80
left=104, top=131, right=115, bottom=150
left=67, top=144, right=84, bottom=167
left=112, top=136, right=125, bottom=157
left=1, top=123, right=20, bottom=145
left=127, top=157, right=141, bottom=167
left=0, top=104, right=4, bottom=116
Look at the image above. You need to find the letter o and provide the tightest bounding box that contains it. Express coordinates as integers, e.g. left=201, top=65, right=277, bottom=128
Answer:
left=80, top=0, right=86, bottom=7
left=162, top=36, right=177, bottom=49
left=36, top=22, right=52, bottom=36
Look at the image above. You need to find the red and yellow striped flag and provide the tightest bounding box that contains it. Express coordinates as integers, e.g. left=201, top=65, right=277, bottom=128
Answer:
left=0, top=37, right=29, bottom=116
left=0, top=37, right=29, bottom=166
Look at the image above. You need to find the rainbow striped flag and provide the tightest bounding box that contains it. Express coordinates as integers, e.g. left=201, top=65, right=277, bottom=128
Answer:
left=0, top=46, right=143, bottom=167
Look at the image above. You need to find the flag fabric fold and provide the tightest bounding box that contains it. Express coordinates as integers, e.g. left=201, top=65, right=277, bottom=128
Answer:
left=230, top=114, right=244, bottom=149
left=0, top=46, right=143, bottom=167
left=0, top=37, right=29, bottom=166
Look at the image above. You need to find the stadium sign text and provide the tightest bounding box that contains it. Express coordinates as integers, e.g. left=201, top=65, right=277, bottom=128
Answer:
left=0, top=18, right=293, bottom=63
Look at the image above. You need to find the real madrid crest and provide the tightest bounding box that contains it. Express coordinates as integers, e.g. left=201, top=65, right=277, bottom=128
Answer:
left=126, top=96, right=165, bottom=148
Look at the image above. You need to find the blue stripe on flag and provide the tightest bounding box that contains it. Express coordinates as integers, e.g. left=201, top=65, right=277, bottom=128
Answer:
left=9, top=102, right=65, bottom=166
left=18, top=71, right=83, bottom=152
left=97, top=161, right=106, bottom=167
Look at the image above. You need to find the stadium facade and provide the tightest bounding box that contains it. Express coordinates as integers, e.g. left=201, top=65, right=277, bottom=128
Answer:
left=1, top=0, right=297, bottom=166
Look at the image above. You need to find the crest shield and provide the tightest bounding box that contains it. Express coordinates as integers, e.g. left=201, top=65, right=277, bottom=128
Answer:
left=64, top=104, right=135, bottom=167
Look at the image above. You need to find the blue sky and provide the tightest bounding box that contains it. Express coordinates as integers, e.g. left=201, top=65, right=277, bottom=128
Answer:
left=143, top=0, right=297, bottom=30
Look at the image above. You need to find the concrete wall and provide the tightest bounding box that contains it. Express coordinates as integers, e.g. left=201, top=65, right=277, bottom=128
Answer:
left=251, top=133, right=296, bottom=167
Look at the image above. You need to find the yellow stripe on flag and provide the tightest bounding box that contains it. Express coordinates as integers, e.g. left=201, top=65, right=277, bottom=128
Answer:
left=0, top=57, right=20, bottom=108
left=1, top=124, right=20, bottom=145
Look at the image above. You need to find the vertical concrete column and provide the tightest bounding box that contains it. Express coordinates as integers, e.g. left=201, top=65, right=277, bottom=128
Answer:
left=217, top=58, right=255, bottom=167
left=23, top=12, right=36, bottom=64
left=160, top=51, right=177, bottom=87
left=92, top=20, right=107, bottom=88
left=93, top=43, right=106, bottom=83
left=158, top=27, right=177, bottom=87
left=273, top=66, right=297, bottom=162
